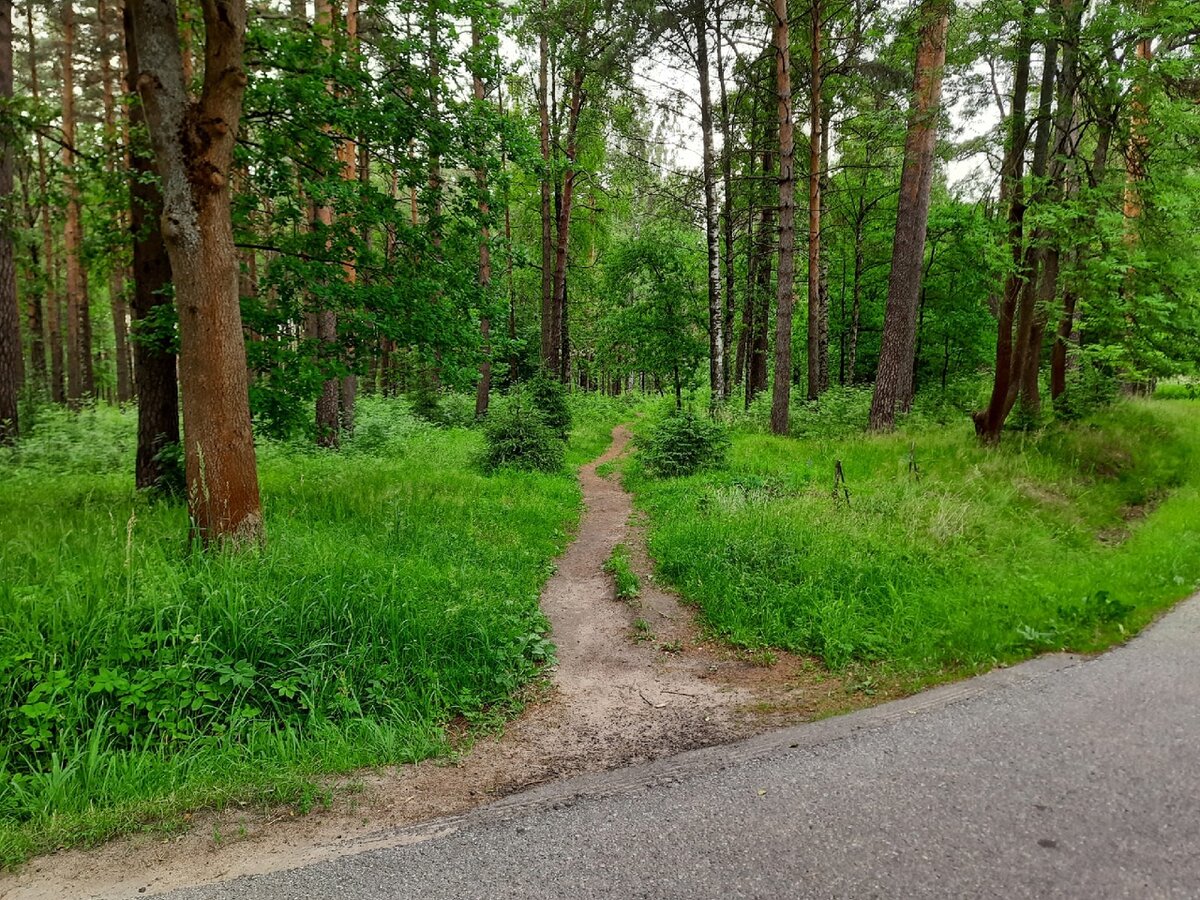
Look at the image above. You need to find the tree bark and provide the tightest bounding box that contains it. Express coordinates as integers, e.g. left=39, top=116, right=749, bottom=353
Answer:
left=27, top=8, right=60, bottom=401
left=750, top=144, right=774, bottom=406
left=715, top=2, right=735, bottom=399
left=124, top=1, right=180, bottom=489
left=312, top=0, right=339, bottom=447
left=769, top=0, right=796, bottom=435
left=695, top=1, right=725, bottom=405
left=472, top=15, right=492, bottom=417
left=129, top=0, right=263, bottom=546
left=550, top=67, right=584, bottom=385
left=62, top=0, right=94, bottom=407
left=806, top=0, right=822, bottom=401
left=537, top=0, right=555, bottom=374
left=973, top=0, right=1033, bottom=442
left=100, top=0, right=134, bottom=403
left=869, top=0, right=950, bottom=431
left=0, top=0, right=19, bottom=442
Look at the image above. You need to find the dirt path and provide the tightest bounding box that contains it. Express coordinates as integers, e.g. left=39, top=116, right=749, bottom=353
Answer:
left=3, top=426, right=852, bottom=900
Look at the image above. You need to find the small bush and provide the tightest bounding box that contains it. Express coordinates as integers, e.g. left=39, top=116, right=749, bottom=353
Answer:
left=524, top=374, right=572, bottom=438
left=1054, top=360, right=1118, bottom=422
left=639, top=410, right=730, bottom=477
left=409, top=385, right=445, bottom=425
left=483, top=398, right=565, bottom=473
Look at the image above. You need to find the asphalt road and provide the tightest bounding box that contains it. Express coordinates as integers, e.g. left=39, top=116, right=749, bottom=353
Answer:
left=165, top=596, right=1200, bottom=900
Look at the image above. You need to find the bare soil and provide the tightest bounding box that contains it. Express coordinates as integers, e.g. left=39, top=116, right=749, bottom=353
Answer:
left=2, top=425, right=869, bottom=900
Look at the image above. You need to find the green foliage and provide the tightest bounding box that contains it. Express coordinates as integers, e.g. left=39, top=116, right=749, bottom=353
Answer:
left=1053, top=359, right=1119, bottom=422
left=638, top=410, right=731, bottom=478
left=603, top=544, right=641, bottom=600
left=0, top=398, right=576, bottom=860
left=523, top=374, right=572, bottom=439
left=628, top=400, right=1200, bottom=670
left=482, top=397, right=565, bottom=474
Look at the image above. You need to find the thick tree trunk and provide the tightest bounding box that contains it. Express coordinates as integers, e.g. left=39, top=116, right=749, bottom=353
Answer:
left=0, top=0, right=19, bottom=442
left=868, top=0, right=950, bottom=431
left=124, top=0, right=180, bottom=489
left=130, top=0, right=263, bottom=546
left=62, top=0, right=94, bottom=407
left=695, top=2, right=724, bottom=405
left=973, top=2, right=1033, bottom=442
left=769, top=0, right=796, bottom=435
left=806, top=0, right=822, bottom=401
left=537, top=3, right=555, bottom=374
left=472, top=16, right=492, bottom=417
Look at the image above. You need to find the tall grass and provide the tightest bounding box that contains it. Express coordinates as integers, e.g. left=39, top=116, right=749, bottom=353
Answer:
left=627, top=397, right=1200, bottom=671
left=0, top=393, right=625, bottom=865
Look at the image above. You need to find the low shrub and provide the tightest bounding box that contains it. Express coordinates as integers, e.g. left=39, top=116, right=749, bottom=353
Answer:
left=638, top=410, right=730, bottom=478
left=483, top=398, right=565, bottom=473
left=1054, top=359, right=1118, bottom=422
left=523, top=374, right=572, bottom=438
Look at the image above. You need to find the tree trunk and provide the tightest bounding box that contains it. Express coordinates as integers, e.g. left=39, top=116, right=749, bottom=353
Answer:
left=817, top=101, right=832, bottom=394
left=472, top=16, right=492, bottom=417
left=1009, top=28, right=1058, bottom=420
left=973, top=1, right=1033, bottom=442
left=338, top=0, right=358, bottom=436
left=100, top=0, right=134, bottom=403
left=537, top=1, right=555, bottom=374
left=806, top=0, right=822, bottom=401
left=312, top=0, right=340, bottom=447
left=715, top=3, right=735, bottom=399
left=868, top=0, right=951, bottom=431
left=124, top=1, right=180, bottom=489
left=550, top=67, right=583, bottom=385
left=0, top=0, right=18, bottom=442
left=695, top=2, right=724, bottom=405
left=130, top=0, right=263, bottom=546
left=27, top=8, right=60, bottom=401
left=769, top=0, right=796, bottom=435
left=847, top=214, right=864, bottom=383
left=749, top=147, right=773, bottom=406
left=62, top=0, right=94, bottom=407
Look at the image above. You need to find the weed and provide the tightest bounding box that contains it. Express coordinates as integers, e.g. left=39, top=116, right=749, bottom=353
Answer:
left=604, top=544, right=641, bottom=600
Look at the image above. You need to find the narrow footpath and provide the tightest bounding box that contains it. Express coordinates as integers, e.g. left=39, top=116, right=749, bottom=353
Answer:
left=6, top=426, right=843, bottom=899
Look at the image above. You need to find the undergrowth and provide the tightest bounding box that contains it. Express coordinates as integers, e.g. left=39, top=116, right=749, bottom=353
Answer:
left=0, top=392, right=625, bottom=866
left=628, top=397, right=1200, bottom=671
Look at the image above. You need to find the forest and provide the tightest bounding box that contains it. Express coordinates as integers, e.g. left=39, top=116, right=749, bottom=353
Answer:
left=1, top=0, right=1200, bottom=870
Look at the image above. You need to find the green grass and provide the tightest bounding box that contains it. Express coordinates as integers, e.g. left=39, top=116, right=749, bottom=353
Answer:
left=627, top=397, right=1200, bottom=672
left=603, top=544, right=641, bottom=601
left=0, top=393, right=626, bottom=866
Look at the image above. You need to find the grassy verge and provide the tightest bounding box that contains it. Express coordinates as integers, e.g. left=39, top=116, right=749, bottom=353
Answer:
left=626, top=397, right=1200, bottom=672
left=0, top=393, right=625, bottom=866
